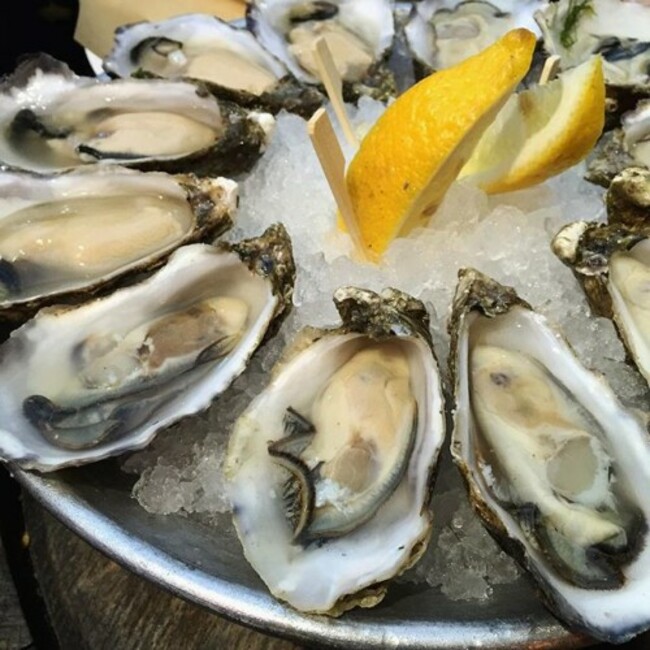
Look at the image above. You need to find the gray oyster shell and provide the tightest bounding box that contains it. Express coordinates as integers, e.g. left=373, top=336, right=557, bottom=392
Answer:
left=552, top=217, right=650, bottom=384
left=104, top=14, right=325, bottom=119
left=0, top=56, right=273, bottom=178
left=225, top=286, right=445, bottom=614
left=586, top=99, right=650, bottom=186
left=0, top=166, right=237, bottom=325
left=449, top=267, right=650, bottom=643
left=0, top=224, right=295, bottom=471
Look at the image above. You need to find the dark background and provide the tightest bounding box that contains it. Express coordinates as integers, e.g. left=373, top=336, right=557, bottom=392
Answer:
left=0, top=0, right=92, bottom=75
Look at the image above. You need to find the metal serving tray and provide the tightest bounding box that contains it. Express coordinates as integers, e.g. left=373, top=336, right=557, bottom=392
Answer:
left=15, top=461, right=588, bottom=649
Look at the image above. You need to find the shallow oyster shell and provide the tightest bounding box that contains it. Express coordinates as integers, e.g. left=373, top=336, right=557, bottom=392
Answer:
left=0, top=56, right=273, bottom=177
left=0, top=224, right=295, bottom=471
left=104, top=14, right=325, bottom=119
left=606, top=167, right=650, bottom=227
left=0, top=166, right=236, bottom=324
left=225, top=286, right=445, bottom=614
left=449, top=267, right=650, bottom=643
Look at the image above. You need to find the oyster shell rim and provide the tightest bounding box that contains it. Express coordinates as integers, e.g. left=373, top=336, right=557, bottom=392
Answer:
left=448, top=267, right=650, bottom=644
left=0, top=224, right=295, bottom=472
left=225, top=286, right=445, bottom=615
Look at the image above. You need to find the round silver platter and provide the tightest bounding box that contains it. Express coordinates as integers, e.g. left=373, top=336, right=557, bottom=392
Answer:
left=18, top=20, right=588, bottom=648
left=14, top=460, right=589, bottom=649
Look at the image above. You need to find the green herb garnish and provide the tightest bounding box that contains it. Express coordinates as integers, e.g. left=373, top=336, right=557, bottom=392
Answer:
left=560, top=0, right=595, bottom=49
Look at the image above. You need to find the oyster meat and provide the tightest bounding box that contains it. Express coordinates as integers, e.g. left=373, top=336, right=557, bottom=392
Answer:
left=0, top=166, right=236, bottom=321
left=449, top=268, right=650, bottom=643
left=0, top=225, right=294, bottom=470
left=405, top=0, right=546, bottom=73
left=225, top=287, right=445, bottom=614
left=104, top=14, right=324, bottom=118
left=0, top=56, right=274, bottom=177
left=247, top=0, right=396, bottom=101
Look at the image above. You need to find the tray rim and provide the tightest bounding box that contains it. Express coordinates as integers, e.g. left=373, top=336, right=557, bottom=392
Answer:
left=13, top=465, right=591, bottom=649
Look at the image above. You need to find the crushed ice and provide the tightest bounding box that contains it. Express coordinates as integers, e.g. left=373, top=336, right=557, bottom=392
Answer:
left=124, top=97, right=650, bottom=601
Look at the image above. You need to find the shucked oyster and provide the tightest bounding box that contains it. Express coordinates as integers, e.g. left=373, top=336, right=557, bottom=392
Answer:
left=104, top=14, right=325, bottom=118
left=226, top=287, right=445, bottom=614
left=552, top=212, right=650, bottom=386
left=0, top=166, right=236, bottom=322
left=0, top=56, right=273, bottom=177
left=248, top=0, right=396, bottom=101
left=0, top=225, right=295, bottom=470
left=405, top=0, right=546, bottom=73
left=449, top=268, right=650, bottom=643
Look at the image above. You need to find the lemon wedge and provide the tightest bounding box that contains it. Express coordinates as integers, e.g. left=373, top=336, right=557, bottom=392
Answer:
left=345, top=28, right=536, bottom=259
left=459, top=56, right=605, bottom=194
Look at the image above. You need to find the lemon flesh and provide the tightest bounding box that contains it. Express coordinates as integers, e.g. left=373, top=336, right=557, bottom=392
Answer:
left=460, top=56, right=605, bottom=194
left=345, top=29, right=536, bottom=259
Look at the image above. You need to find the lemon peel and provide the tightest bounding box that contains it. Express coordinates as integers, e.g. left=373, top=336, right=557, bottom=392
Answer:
left=460, top=56, right=605, bottom=194
left=345, top=28, right=537, bottom=259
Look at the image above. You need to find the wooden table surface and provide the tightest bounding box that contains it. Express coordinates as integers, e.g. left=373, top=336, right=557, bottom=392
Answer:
left=0, top=467, right=304, bottom=650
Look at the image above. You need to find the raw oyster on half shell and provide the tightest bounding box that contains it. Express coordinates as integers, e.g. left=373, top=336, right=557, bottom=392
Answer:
left=0, top=225, right=294, bottom=471
left=0, top=166, right=236, bottom=322
left=247, top=0, right=397, bottom=101
left=552, top=209, right=650, bottom=386
left=104, top=14, right=325, bottom=118
left=0, top=56, right=273, bottom=177
left=405, top=0, right=546, bottom=74
left=226, top=287, right=445, bottom=614
left=449, top=268, right=650, bottom=643
left=586, top=99, right=650, bottom=186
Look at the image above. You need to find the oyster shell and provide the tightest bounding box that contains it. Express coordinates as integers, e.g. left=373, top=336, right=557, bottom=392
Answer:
left=405, top=0, right=546, bottom=73
left=536, top=0, right=650, bottom=92
left=247, top=0, right=397, bottom=101
left=586, top=99, right=650, bottom=186
left=103, top=14, right=325, bottom=119
left=225, top=287, right=445, bottom=614
left=449, top=268, right=650, bottom=643
left=0, top=166, right=236, bottom=323
left=0, top=225, right=294, bottom=471
left=552, top=215, right=650, bottom=385
left=606, top=166, right=650, bottom=226
left=0, top=56, right=273, bottom=177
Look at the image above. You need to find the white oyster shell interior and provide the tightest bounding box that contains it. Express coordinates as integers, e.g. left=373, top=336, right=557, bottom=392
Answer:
left=0, top=72, right=225, bottom=172
left=0, top=169, right=236, bottom=307
left=226, top=331, right=444, bottom=613
left=0, top=243, right=280, bottom=471
left=454, top=304, right=650, bottom=641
